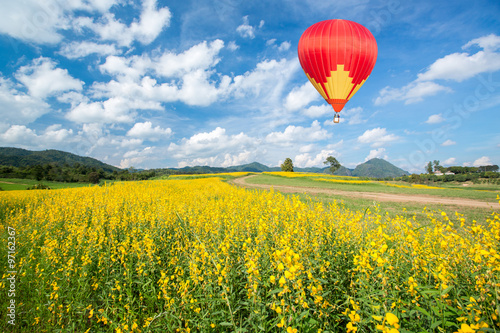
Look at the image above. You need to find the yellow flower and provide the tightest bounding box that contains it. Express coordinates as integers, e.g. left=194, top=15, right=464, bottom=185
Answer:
left=270, top=275, right=276, bottom=284
left=456, top=323, right=475, bottom=333
left=346, top=322, right=358, bottom=332
left=385, top=313, right=399, bottom=326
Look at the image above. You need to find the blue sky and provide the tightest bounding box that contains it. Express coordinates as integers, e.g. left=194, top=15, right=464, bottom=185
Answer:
left=0, top=0, right=499, bottom=172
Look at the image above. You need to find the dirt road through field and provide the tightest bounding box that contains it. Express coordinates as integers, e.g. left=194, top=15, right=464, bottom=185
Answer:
left=230, top=175, right=497, bottom=209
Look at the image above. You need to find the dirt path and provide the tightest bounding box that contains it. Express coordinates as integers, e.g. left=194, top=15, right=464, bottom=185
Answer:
left=230, top=175, right=497, bottom=209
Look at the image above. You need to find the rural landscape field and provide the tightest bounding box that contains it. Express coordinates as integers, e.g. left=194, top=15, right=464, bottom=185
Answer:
left=1, top=172, right=499, bottom=332
left=1, top=0, right=500, bottom=332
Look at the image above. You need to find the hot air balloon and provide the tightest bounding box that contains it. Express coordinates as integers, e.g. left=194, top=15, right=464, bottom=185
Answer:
left=298, top=19, right=378, bottom=123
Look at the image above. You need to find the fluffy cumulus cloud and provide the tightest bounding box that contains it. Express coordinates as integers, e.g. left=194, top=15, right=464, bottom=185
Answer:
left=236, top=16, right=263, bottom=39
left=0, top=124, right=74, bottom=148
left=126, top=121, right=172, bottom=141
left=443, top=157, right=456, bottom=165
left=15, top=57, right=84, bottom=99
left=120, top=147, right=155, bottom=169
left=0, top=0, right=168, bottom=46
left=365, top=148, right=387, bottom=161
left=340, top=107, right=366, bottom=125
left=167, top=127, right=259, bottom=167
left=375, top=34, right=500, bottom=105
left=0, top=77, right=50, bottom=125
left=357, top=127, right=399, bottom=148
left=75, top=0, right=171, bottom=47
left=294, top=149, right=339, bottom=168
left=441, top=139, right=456, bottom=146
left=425, top=113, right=445, bottom=124
left=91, top=40, right=234, bottom=108
left=473, top=156, right=492, bottom=167
left=66, top=97, right=161, bottom=124
left=284, top=82, right=320, bottom=111
left=417, top=34, right=500, bottom=82
left=375, top=81, right=452, bottom=105
left=59, top=41, right=121, bottom=59
left=232, top=58, right=300, bottom=103
left=265, top=120, right=331, bottom=145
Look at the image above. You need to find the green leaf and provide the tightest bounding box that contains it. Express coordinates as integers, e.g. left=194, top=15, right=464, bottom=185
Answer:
left=268, top=288, right=283, bottom=296
left=219, top=322, right=233, bottom=326
left=430, top=320, right=442, bottom=329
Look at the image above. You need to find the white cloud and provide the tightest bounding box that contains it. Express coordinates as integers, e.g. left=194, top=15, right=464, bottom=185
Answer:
left=0, top=77, right=50, bottom=125
left=66, top=97, right=161, bottom=124
left=236, top=16, right=256, bottom=39
left=299, top=144, right=315, bottom=153
left=278, top=41, right=291, bottom=52
left=76, top=0, right=171, bottom=47
left=0, top=124, right=74, bottom=148
left=375, top=34, right=500, bottom=105
left=154, top=39, right=224, bottom=78
left=417, top=34, right=500, bottom=82
left=284, top=82, right=320, bottom=111
left=59, top=41, right=120, bottom=59
left=127, top=121, right=172, bottom=141
left=265, top=120, right=331, bottom=145
left=94, top=40, right=232, bottom=107
left=441, top=139, right=456, bottom=146
left=120, top=147, right=154, bottom=169
left=232, top=58, right=300, bottom=103
left=473, top=156, right=492, bottom=167
left=0, top=125, right=38, bottom=145
left=227, top=41, right=239, bottom=51
left=43, top=124, right=74, bottom=143
left=15, top=57, right=84, bottom=99
left=425, top=113, right=445, bottom=124
left=0, top=0, right=122, bottom=45
left=295, top=149, right=339, bottom=168
left=341, top=107, right=366, bottom=125
left=375, top=81, right=452, bottom=105
left=266, top=39, right=277, bottom=46
left=365, top=148, right=387, bottom=161
left=167, top=127, right=258, bottom=167
left=443, top=157, right=456, bottom=165
left=303, top=104, right=331, bottom=118
left=357, top=127, right=399, bottom=148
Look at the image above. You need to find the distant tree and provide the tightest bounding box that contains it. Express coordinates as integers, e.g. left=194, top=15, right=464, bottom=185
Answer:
left=324, top=156, right=341, bottom=174
left=433, top=160, right=441, bottom=172
left=88, top=172, right=100, bottom=184
left=426, top=161, right=433, bottom=174
left=281, top=158, right=294, bottom=172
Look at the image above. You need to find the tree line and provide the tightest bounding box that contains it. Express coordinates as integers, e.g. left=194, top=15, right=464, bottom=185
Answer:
left=0, top=163, right=159, bottom=184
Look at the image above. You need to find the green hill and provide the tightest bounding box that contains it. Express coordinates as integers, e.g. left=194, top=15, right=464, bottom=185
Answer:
left=0, top=147, right=120, bottom=172
left=351, top=158, right=409, bottom=178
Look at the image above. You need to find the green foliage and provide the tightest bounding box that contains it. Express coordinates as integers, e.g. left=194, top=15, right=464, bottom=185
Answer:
left=27, top=183, right=51, bottom=190
left=324, top=156, right=341, bottom=174
left=426, top=161, right=433, bottom=174
left=280, top=158, right=294, bottom=172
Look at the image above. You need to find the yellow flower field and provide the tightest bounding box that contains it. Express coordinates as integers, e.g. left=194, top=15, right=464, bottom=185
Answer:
left=0, top=177, right=499, bottom=332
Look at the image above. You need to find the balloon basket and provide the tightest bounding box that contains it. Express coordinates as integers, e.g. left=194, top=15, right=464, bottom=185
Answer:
left=333, top=113, right=340, bottom=124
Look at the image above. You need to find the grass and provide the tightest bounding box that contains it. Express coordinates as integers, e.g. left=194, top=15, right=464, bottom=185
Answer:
left=0, top=178, right=93, bottom=191
left=244, top=174, right=499, bottom=202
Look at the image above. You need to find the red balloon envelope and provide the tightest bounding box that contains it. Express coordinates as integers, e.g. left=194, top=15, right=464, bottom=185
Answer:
left=298, top=19, right=378, bottom=114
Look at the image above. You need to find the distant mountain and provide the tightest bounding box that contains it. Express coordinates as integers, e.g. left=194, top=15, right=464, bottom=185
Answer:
left=0, top=147, right=120, bottom=172
left=333, top=166, right=353, bottom=176
left=350, top=158, right=409, bottom=178
left=0, top=148, right=408, bottom=179
left=176, top=162, right=329, bottom=174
